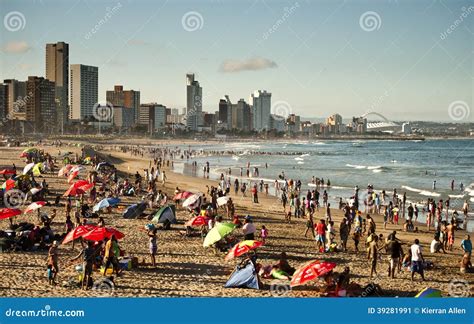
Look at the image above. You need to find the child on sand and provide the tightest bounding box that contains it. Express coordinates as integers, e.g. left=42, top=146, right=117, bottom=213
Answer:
left=47, top=264, right=55, bottom=285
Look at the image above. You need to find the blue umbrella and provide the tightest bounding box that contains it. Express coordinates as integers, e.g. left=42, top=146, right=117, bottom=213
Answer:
left=93, top=197, right=121, bottom=212
left=123, top=202, right=147, bottom=219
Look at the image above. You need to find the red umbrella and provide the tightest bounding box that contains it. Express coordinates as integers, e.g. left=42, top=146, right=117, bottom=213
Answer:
left=0, top=208, right=22, bottom=220
left=63, top=183, right=85, bottom=197
left=2, top=179, right=16, bottom=191
left=24, top=201, right=47, bottom=213
left=62, top=224, right=97, bottom=244
left=173, top=191, right=194, bottom=200
left=77, top=181, right=94, bottom=192
left=185, top=215, right=209, bottom=227
left=290, top=260, right=337, bottom=287
left=0, top=169, right=16, bottom=175
left=225, top=240, right=263, bottom=261
left=67, top=171, right=79, bottom=183
left=82, top=227, right=125, bottom=241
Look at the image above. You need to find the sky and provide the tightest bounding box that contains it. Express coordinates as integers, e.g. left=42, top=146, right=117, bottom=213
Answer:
left=0, top=0, right=473, bottom=122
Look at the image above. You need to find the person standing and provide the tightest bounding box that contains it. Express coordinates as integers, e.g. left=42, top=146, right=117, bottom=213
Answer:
left=315, top=219, right=327, bottom=252
left=242, top=216, right=256, bottom=240
left=47, top=241, right=59, bottom=285
left=410, top=239, right=425, bottom=281
left=70, top=240, right=96, bottom=289
left=367, top=236, right=379, bottom=279
left=385, top=234, right=403, bottom=279
left=148, top=229, right=158, bottom=267
left=339, top=218, right=350, bottom=252
left=304, top=213, right=315, bottom=239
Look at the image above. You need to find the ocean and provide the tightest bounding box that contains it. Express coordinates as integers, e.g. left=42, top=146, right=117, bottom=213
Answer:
left=170, top=138, right=474, bottom=231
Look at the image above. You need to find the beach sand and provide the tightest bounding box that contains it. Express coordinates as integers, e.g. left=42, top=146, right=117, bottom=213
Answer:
left=0, top=141, right=472, bottom=297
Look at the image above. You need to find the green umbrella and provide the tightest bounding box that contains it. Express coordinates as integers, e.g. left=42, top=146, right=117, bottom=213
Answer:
left=415, top=287, right=442, bottom=298
left=203, top=222, right=236, bottom=247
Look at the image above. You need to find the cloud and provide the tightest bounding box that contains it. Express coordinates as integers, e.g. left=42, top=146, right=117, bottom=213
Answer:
left=219, top=57, right=277, bottom=73
left=126, top=39, right=149, bottom=46
left=2, top=41, right=31, bottom=53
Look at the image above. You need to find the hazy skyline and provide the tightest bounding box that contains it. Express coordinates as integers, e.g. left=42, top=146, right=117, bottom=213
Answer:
left=1, top=0, right=472, bottom=122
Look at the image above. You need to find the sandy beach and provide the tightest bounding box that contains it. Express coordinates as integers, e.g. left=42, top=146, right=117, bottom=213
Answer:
left=0, top=140, right=472, bottom=298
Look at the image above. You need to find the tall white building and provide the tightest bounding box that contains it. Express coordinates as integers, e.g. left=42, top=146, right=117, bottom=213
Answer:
left=186, top=73, right=202, bottom=131
left=70, top=64, right=98, bottom=121
left=251, top=90, right=271, bottom=131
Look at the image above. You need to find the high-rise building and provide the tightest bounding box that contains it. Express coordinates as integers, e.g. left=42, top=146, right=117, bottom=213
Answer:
left=251, top=90, right=271, bottom=131
left=186, top=73, right=202, bottom=131
left=3, top=79, right=27, bottom=120
left=326, top=113, right=343, bottom=134
left=46, top=41, right=69, bottom=133
left=236, top=99, right=251, bottom=131
left=218, top=99, right=228, bottom=124
left=106, top=85, right=140, bottom=123
left=0, top=84, right=6, bottom=121
left=70, top=64, right=98, bottom=121
left=25, top=76, right=56, bottom=133
left=113, top=106, right=135, bottom=129
left=138, top=103, right=166, bottom=133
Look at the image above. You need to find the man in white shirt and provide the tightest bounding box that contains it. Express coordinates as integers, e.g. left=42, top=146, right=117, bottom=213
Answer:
left=242, top=216, right=256, bottom=240
left=410, top=239, right=425, bottom=281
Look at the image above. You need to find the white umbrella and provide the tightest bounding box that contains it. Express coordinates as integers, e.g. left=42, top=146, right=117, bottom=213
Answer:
left=22, top=163, right=35, bottom=175
left=182, top=193, right=202, bottom=209
left=30, top=187, right=42, bottom=195
left=217, top=196, right=230, bottom=207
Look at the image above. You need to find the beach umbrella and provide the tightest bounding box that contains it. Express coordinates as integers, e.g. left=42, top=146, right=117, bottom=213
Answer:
left=93, top=197, right=121, bottom=212
left=225, top=240, right=263, bottom=261
left=152, top=205, right=177, bottom=224
left=29, top=187, right=42, bottom=195
left=122, top=202, right=147, bottom=219
left=24, top=201, right=47, bottom=214
left=32, top=163, right=43, bottom=176
left=20, top=148, right=37, bottom=158
left=82, top=227, right=125, bottom=241
left=415, top=288, right=442, bottom=298
left=58, top=164, right=73, bottom=177
left=173, top=191, right=194, bottom=200
left=0, top=208, right=22, bottom=220
left=0, top=169, right=16, bottom=175
left=68, top=170, right=79, bottom=183
left=290, top=260, right=337, bottom=287
left=203, top=222, right=236, bottom=247
left=185, top=215, right=209, bottom=227
left=182, top=193, right=202, bottom=209
left=22, top=163, right=35, bottom=175
left=71, top=165, right=85, bottom=173
left=96, top=162, right=113, bottom=170
left=63, top=183, right=85, bottom=197
left=1, top=179, right=16, bottom=191
left=62, top=224, right=97, bottom=244
left=73, top=180, right=94, bottom=191
left=217, top=196, right=230, bottom=207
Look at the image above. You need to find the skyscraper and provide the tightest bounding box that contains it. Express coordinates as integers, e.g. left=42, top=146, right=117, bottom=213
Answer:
left=3, top=79, right=27, bottom=120
left=106, top=85, right=140, bottom=123
left=25, top=76, right=55, bottom=133
left=251, top=90, right=271, bottom=131
left=46, top=41, right=69, bottom=133
left=186, top=73, right=202, bottom=131
left=70, top=64, right=98, bottom=121
left=0, top=84, right=6, bottom=122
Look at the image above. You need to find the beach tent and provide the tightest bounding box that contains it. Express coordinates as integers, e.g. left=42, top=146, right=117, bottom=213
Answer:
left=152, top=205, right=177, bottom=224
left=224, top=261, right=260, bottom=290
left=415, top=288, right=442, bottom=298
left=203, top=222, right=236, bottom=247
left=93, top=197, right=121, bottom=212
left=123, top=202, right=147, bottom=219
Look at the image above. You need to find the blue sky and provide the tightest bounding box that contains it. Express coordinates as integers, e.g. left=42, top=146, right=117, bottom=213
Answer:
left=1, top=0, right=472, bottom=121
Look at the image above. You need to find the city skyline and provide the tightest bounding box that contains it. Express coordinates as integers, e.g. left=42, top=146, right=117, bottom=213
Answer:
left=1, top=0, right=473, bottom=122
